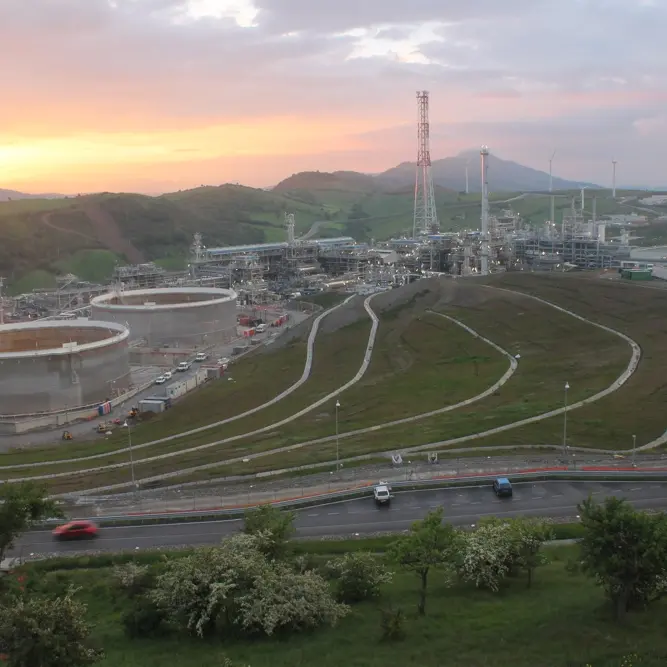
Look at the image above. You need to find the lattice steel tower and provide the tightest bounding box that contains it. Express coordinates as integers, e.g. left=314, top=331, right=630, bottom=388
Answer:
left=413, top=91, right=439, bottom=237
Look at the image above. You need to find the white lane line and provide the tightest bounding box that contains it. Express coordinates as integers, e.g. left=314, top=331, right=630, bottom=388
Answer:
left=307, top=513, right=319, bottom=517
left=327, top=512, right=340, bottom=516
left=551, top=494, right=564, bottom=498
left=630, top=488, right=642, bottom=492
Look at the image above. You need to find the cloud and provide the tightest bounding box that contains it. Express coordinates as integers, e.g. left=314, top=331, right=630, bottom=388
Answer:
left=1, top=0, right=667, bottom=191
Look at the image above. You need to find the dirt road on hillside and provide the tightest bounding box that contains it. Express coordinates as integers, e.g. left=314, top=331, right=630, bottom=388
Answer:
left=80, top=202, right=145, bottom=263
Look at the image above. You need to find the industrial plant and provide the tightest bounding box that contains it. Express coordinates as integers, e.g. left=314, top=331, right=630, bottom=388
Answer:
left=1, top=91, right=664, bottom=432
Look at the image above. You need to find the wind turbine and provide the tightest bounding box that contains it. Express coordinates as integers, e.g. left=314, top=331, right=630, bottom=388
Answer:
left=612, top=159, right=617, bottom=198
left=548, top=150, right=556, bottom=192
left=549, top=150, right=556, bottom=224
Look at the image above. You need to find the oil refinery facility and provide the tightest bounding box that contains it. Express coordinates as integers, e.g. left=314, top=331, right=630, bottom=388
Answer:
left=1, top=90, right=664, bottom=434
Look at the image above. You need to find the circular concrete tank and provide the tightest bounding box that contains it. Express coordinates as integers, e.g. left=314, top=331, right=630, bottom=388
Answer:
left=0, top=319, right=130, bottom=415
left=90, top=287, right=237, bottom=346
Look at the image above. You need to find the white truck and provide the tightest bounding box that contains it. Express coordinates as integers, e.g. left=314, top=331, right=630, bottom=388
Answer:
left=373, top=481, right=392, bottom=506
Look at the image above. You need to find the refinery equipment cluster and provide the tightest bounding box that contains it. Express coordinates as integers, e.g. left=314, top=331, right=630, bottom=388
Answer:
left=0, top=319, right=130, bottom=415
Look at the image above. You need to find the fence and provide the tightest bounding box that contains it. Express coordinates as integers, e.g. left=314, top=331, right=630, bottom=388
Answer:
left=60, top=451, right=667, bottom=518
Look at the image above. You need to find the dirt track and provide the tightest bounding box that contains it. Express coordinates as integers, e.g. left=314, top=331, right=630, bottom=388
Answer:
left=80, top=202, right=144, bottom=263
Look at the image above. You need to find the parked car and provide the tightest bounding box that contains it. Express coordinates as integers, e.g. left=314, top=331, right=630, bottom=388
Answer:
left=52, top=520, right=99, bottom=541
left=154, top=375, right=166, bottom=384
left=493, top=477, right=513, bottom=498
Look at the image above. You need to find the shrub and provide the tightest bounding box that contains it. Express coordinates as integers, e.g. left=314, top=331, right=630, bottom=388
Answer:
left=112, top=562, right=151, bottom=596
left=327, top=552, right=393, bottom=603
left=380, top=606, right=405, bottom=642
left=122, top=596, right=167, bottom=639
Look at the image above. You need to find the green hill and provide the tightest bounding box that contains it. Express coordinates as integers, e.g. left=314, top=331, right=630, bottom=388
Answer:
left=0, top=185, right=335, bottom=293
left=3, top=179, right=666, bottom=294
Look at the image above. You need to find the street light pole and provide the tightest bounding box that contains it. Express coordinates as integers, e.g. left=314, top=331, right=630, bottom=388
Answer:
left=632, top=434, right=637, bottom=467
left=562, top=382, right=570, bottom=460
left=123, top=420, right=137, bottom=493
left=335, top=400, right=340, bottom=470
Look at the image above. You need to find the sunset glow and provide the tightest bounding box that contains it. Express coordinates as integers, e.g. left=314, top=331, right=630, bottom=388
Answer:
left=1, top=0, right=666, bottom=192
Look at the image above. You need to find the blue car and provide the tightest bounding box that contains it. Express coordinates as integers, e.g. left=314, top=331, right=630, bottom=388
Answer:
left=493, top=477, right=513, bottom=498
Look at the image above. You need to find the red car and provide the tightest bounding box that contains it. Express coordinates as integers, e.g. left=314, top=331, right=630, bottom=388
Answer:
left=52, top=520, right=99, bottom=541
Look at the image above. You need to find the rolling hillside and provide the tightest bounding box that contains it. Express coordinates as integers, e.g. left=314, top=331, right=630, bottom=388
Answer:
left=0, top=185, right=334, bottom=293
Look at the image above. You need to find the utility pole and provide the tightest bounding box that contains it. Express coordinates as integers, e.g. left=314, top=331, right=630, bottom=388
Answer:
left=562, top=381, right=570, bottom=460
left=0, top=277, right=5, bottom=325
left=335, top=400, right=340, bottom=470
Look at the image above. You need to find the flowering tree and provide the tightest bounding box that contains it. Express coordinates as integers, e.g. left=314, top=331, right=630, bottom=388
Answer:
left=0, top=589, right=102, bottom=667
left=152, top=532, right=347, bottom=638
left=458, top=522, right=515, bottom=593
left=151, top=533, right=266, bottom=637
left=389, top=508, right=459, bottom=615
left=458, top=518, right=552, bottom=592
left=243, top=505, right=295, bottom=560
left=327, top=551, right=393, bottom=603
left=237, top=563, right=348, bottom=635
left=0, top=482, right=62, bottom=564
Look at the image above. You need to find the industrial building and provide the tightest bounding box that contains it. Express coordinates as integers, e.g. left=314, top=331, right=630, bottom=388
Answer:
left=0, top=319, right=130, bottom=415
left=90, top=287, right=237, bottom=346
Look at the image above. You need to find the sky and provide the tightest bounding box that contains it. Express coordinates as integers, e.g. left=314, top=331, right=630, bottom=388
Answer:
left=1, top=0, right=666, bottom=193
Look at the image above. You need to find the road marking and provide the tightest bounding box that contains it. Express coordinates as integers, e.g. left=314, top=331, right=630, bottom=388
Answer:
left=452, top=503, right=461, bottom=507
left=327, top=512, right=340, bottom=516
left=307, top=513, right=319, bottom=517
left=429, top=504, right=440, bottom=508
left=630, top=488, right=642, bottom=492
left=470, top=501, right=482, bottom=505
left=612, top=489, right=622, bottom=493
left=551, top=494, right=564, bottom=498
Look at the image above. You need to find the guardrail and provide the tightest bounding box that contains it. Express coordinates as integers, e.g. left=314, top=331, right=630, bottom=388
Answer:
left=41, top=468, right=667, bottom=529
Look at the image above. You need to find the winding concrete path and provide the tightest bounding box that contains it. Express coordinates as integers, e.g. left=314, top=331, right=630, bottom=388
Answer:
left=2, top=283, right=652, bottom=493
left=60, top=306, right=517, bottom=494
left=3, top=294, right=381, bottom=486
left=69, top=283, right=645, bottom=494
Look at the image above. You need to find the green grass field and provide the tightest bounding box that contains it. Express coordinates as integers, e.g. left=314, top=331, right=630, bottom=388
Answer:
left=0, top=274, right=649, bottom=493
left=18, top=542, right=667, bottom=667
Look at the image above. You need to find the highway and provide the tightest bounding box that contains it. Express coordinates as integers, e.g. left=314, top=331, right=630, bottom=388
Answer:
left=12, top=480, right=667, bottom=557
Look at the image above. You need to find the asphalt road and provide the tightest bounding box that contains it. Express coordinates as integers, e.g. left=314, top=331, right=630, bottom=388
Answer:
left=12, top=480, right=667, bottom=558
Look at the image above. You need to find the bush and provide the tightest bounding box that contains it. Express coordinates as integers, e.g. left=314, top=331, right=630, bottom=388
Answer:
left=122, top=597, right=167, bottom=639
left=327, top=552, right=393, bottom=603
left=380, top=606, right=405, bottom=642
left=113, top=562, right=151, bottom=596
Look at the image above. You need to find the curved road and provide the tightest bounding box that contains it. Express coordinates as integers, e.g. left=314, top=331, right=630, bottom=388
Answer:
left=11, top=480, right=667, bottom=557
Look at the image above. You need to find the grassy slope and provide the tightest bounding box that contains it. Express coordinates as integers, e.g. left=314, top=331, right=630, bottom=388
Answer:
left=469, top=272, right=667, bottom=451
left=0, top=275, right=645, bottom=489
left=22, top=544, right=667, bottom=667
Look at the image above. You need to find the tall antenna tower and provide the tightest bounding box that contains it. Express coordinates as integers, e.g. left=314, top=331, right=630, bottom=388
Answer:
left=412, top=91, right=439, bottom=237
left=612, top=159, right=617, bottom=198
left=480, top=146, right=490, bottom=276
left=465, top=159, right=470, bottom=194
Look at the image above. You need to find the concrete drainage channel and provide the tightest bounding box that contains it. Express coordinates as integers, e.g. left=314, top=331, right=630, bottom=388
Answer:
left=34, top=470, right=667, bottom=529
